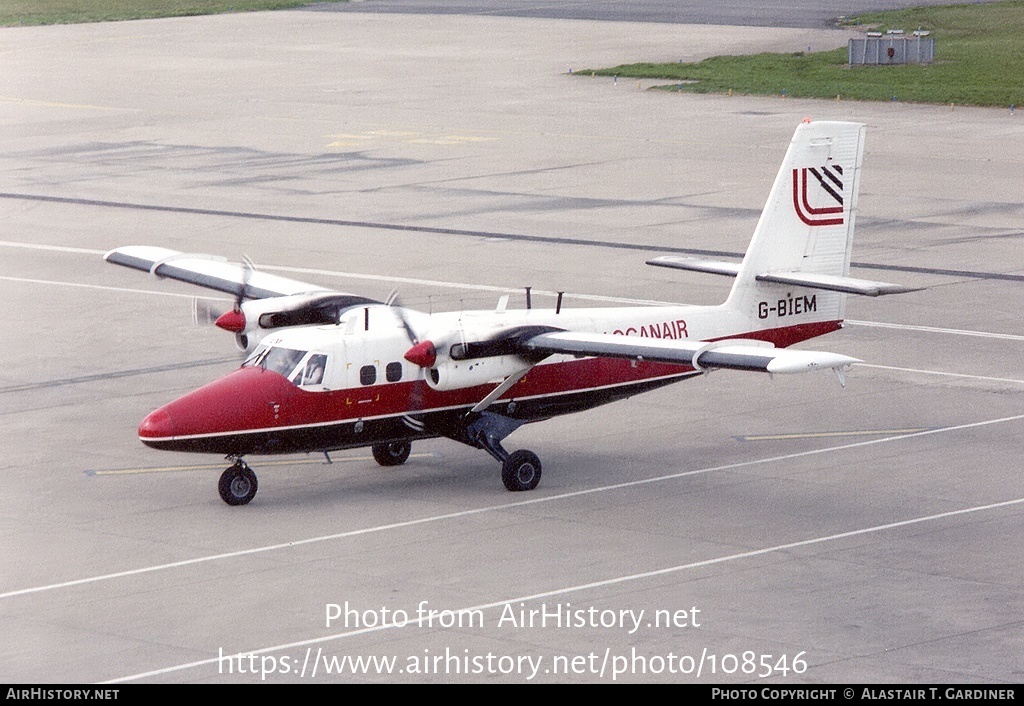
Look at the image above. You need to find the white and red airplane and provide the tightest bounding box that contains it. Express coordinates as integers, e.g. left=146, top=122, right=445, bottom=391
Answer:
left=106, top=120, right=911, bottom=505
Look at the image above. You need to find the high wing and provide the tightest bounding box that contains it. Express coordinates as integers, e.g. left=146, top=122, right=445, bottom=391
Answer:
left=104, top=246, right=332, bottom=299
left=522, top=330, right=860, bottom=375
left=106, top=246, right=378, bottom=352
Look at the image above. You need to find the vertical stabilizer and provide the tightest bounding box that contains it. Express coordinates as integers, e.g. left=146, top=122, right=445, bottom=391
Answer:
left=726, top=120, right=867, bottom=325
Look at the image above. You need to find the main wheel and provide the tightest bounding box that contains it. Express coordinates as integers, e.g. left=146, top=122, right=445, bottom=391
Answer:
left=372, top=441, right=412, bottom=467
left=501, top=449, right=542, bottom=492
left=218, top=464, right=258, bottom=506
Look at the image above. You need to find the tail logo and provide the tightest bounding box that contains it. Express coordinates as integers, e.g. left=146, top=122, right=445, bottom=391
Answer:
left=792, top=165, right=845, bottom=226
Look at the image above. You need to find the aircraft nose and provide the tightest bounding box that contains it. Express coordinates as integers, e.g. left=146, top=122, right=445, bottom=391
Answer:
left=139, top=407, right=175, bottom=440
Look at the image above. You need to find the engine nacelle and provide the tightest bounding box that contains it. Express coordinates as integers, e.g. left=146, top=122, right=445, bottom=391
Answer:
left=228, top=293, right=380, bottom=353
left=426, top=355, right=530, bottom=392
left=234, top=331, right=256, bottom=353
left=225, top=297, right=310, bottom=353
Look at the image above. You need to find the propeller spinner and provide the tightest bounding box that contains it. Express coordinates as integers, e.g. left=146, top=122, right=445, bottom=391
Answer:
left=404, top=340, right=437, bottom=368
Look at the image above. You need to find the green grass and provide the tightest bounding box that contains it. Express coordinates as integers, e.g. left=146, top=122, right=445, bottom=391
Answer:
left=581, top=0, right=1024, bottom=107
left=0, top=0, right=347, bottom=27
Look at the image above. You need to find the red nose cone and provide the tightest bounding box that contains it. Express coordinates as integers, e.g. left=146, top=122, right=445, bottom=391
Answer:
left=139, top=407, right=175, bottom=439
left=404, top=340, right=437, bottom=368
left=215, top=309, right=246, bottom=333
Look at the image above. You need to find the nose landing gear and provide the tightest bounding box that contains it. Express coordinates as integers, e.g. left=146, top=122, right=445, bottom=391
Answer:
left=219, top=459, right=258, bottom=506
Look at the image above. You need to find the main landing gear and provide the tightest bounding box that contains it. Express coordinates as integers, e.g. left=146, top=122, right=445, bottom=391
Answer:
left=371, top=435, right=541, bottom=492
left=466, top=412, right=542, bottom=492
left=501, top=449, right=542, bottom=492
left=219, top=459, right=258, bottom=506
left=372, top=441, right=412, bottom=467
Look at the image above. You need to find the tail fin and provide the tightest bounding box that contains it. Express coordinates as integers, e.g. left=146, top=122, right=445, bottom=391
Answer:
left=647, top=121, right=914, bottom=329
left=724, top=120, right=866, bottom=324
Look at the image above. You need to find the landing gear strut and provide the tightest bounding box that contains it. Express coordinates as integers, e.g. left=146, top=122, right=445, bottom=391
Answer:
left=466, top=412, right=542, bottom=492
left=372, top=441, right=412, bottom=467
left=218, top=459, right=258, bottom=506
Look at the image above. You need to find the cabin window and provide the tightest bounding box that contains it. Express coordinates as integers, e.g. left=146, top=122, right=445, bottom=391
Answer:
left=360, top=365, right=377, bottom=386
left=385, top=361, right=402, bottom=383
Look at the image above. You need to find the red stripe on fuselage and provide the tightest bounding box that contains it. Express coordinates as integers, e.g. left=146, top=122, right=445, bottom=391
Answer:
left=139, top=320, right=842, bottom=443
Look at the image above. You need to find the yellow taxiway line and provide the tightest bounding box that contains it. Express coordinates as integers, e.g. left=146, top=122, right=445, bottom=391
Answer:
left=86, top=454, right=435, bottom=476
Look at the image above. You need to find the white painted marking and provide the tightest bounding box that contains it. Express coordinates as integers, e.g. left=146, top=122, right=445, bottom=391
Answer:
left=846, top=319, right=1024, bottom=342
left=0, top=275, right=227, bottom=301
left=5, top=411, right=1024, bottom=604
left=0, top=239, right=673, bottom=305
left=858, top=363, right=1024, bottom=386
left=104, top=492, right=1024, bottom=683
left=261, top=263, right=676, bottom=305
left=0, top=240, right=106, bottom=255
left=0, top=96, right=134, bottom=112
left=3, top=240, right=1024, bottom=321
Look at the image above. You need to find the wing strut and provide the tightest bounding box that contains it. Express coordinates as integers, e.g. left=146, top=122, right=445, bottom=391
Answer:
left=470, top=367, right=533, bottom=414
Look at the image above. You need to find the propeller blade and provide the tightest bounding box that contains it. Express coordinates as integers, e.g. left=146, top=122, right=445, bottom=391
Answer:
left=386, top=290, right=421, bottom=346
left=233, top=255, right=256, bottom=309
left=192, top=298, right=230, bottom=327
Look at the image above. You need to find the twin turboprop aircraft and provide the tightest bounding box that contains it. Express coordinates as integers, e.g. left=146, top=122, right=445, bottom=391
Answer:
left=106, top=120, right=911, bottom=505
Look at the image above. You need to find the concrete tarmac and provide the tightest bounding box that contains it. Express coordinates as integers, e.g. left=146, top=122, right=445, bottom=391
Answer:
left=1, top=9, right=1023, bottom=683
left=311, top=0, right=1005, bottom=28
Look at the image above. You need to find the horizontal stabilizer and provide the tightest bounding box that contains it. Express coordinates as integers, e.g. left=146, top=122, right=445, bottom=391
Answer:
left=523, top=331, right=859, bottom=375
left=754, top=271, right=919, bottom=297
left=105, top=246, right=332, bottom=300
left=646, top=256, right=742, bottom=277
left=646, top=257, right=914, bottom=297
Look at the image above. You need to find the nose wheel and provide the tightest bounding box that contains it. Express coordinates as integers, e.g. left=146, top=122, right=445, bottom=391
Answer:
left=219, top=460, right=258, bottom=506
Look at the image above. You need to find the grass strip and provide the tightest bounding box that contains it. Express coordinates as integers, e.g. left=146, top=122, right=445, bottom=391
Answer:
left=1, top=0, right=347, bottom=27
left=579, top=0, right=1024, bottom=107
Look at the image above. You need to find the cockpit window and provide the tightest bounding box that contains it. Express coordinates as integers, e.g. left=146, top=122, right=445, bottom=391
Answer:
left=242, top=344, right=269, bottom=368
left=246, top=346, right=307, bottom=378
left=292, top=354, right=328, bottom=387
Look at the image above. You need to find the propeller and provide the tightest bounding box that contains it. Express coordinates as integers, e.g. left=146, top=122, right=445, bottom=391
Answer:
left=386, top=290, right=418, bottom=343
left=192, top=297, right=230, bottom=327
left=386, top=289, right=432, bottom=422
left=213, top=255, right=255, bottom=333
left=187, top=255, right=255, bottom=353
left=387, top=290, right=438, bottom=368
